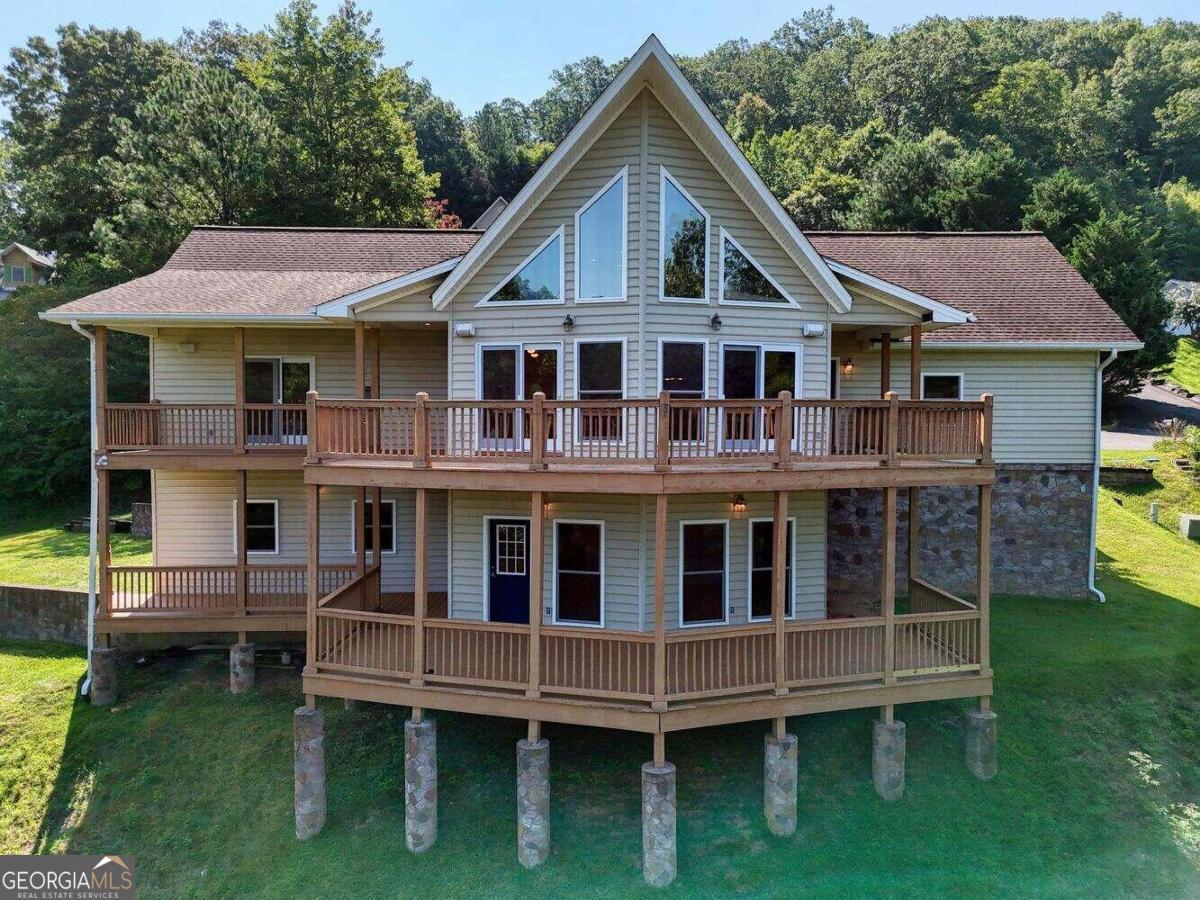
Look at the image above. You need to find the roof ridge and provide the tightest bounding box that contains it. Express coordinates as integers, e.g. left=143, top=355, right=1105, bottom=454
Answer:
left=191, top=225, right=485, bottom=234
left=805, top=230, right=1045, bottom=237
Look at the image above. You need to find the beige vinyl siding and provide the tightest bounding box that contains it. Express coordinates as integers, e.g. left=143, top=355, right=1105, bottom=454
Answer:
left=152, top=471, right=448, bottom=592
left=833, top=346, right=1099, bottom=464
left=833, top=287, right=924, bottom=326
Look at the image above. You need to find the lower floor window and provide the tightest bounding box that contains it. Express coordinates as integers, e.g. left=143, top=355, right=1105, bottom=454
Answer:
left=353, top=499, right=396, bottom=554
left=922, top=373, right=963, bottom=400
left=680, top=521, right=727, bottom=625
left=750, top=519, right=793, bottom=619
left=244, top=500, right=278, bottom=554
left=555, top=521, right=603, bottom=624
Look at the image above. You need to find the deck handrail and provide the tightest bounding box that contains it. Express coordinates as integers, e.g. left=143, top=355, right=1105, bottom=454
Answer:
left=104, top=401, right=309, bottom=452
left=104, top=563, right=356, bottom=615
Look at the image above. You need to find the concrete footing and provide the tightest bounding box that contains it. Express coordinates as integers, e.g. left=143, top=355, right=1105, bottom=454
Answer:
left=872, top=719, right=906, bottom=801
left=641, top=762, right=677, bottom=887
left=516, top=738, right=550, bottom=868
left=763, top=733, right=798, bottom=836
left=964, top=708, right=998, bottom=781
left=229, top=642, right=255, bottom=694
left=89, top=646, right=119, bottom=707
left=405, top=718, right=438, bottom=853
left=293, top=706, right=326, bottom=840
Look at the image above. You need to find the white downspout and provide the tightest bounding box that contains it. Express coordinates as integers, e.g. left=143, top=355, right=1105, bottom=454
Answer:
left=69, top=320, right=99, bottom=693
left=1088, top=348, right=1120, bottom=602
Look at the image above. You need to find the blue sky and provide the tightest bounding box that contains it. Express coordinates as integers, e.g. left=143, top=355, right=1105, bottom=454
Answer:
left=3, top=0, right=1193, bottom=114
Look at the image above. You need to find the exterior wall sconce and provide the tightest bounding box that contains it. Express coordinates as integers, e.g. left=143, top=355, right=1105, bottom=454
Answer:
left=709, top=313, right=723, bottom=332
left=731, top=493, right=748, bottom=517
left=562, top=314, right=575, bottom=333
left=841, top=357, right=855, bottom=376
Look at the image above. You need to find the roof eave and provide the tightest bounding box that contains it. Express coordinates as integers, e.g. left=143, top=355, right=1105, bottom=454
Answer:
left=313, top=257, right=462, bottom=318
left=825, top=259, right=973, bottom=324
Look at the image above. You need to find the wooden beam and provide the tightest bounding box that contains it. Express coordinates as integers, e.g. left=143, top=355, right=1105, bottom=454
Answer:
left=233, top=327, right=245, bottom=452
left=372, top=327, right=382, bottom=400
left=880, top=331, right=891, bottom=398
left=236, top=470, right=247, bottom=616
left=772, top=489, right=788, bottom=695
left=978, top=483, right=992, bottom=674
left=95, top=325, right=108, bottom=451
left=305, top=483, right=319, bottom=674
left=653, top=731, right=666, bottom=766
left=97, top=467, right=111, bottom=615
left=528, top=491, right=544, bottom=698
left=882, top=486, right=897, bottom=684
left=909, top=324, right=922, bottom=398
left=354, top=321, right=366, bottom=399
left=908, top=486, right=920, bottom=585
left=355, top=487, right=366, bottom=576
left=652, top=494, right=667, bottom=710
left=412, top=487, right=427, bottom=687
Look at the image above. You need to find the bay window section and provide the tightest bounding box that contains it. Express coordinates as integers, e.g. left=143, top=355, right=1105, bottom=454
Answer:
left=680, top=521, right=728, bottom=625
left=576, top=340, right=624, bottom=441
left=555, top=521, right=603, bottom=626
left=576, top=169, right=626, bottom=302
left=749, top=519, right=793, bottom=620
left=660, top=169, right=709, bottom=302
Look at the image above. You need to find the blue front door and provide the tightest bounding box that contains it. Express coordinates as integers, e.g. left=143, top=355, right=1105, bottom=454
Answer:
left=488, top=519, right=530, bottom=624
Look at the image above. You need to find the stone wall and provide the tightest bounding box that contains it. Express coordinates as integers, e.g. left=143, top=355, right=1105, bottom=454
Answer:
left=828, top=464, right=1094, bottom=601
left=0, top=583, right=87, bottom=644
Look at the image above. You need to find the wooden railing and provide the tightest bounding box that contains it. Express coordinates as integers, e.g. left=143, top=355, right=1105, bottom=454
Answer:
left=310, top=392, right=992, bottom=469
left=104, top=402, right=309, bottom=452
left=105, top=564, right=356, bottom=615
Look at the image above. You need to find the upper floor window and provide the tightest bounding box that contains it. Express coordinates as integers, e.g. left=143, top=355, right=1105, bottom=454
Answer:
left=576, top=169, right=627, bottom=302
left=719, top=228, right=793, bottom=306
left=660, top=169, right=709, bottom=302
left=483, top=227, right=563, bottom=304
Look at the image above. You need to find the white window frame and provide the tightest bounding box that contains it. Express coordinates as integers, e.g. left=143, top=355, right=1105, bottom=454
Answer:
left=477, top=225, right=566, bottom=306
left=717, top=227, right=798, bottom=308
left=474, top=341, right=565, bottom=451
left=921, top=372, right=965, bottom=401
left=678, top=518, right=730, bottom=628
left=659, top=167, right=710, bottom=304
left=747, top=516, right=797, bottom=622
left=717, top=341, right=804, bottom=449
left=574, top=167, right=628, bottom=304
left=233, top=498, right=279, bottom=556
left=573, top=337, right=627, bottom=445
left=482, top=514, right=533, bottom=623
left=243, top=355, right=316, bottom=402
left=552, top=519, right=606, bottom=628
left=656, top=337, right=709, bottom=397
left=349, top=498, right=398, bottom=555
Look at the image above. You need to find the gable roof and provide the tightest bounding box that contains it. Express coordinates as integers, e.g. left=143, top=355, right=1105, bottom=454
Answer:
left=430, top=35, right=853, bottom=313
left=1, top=242, right=55, bottom=269
left=42, top=226, right=481, bottom=322
left=808, top=232, right=1141, bottom=347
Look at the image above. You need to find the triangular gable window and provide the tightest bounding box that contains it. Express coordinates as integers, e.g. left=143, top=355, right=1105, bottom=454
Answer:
left=484, top=227, right=563, bottom=304
left=719, top=228, right=793, bottom=305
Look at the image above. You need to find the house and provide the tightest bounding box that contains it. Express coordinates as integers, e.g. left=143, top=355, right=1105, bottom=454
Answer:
left=1, top=242, right=54, bottom=296
left=42, top=36, right=1139, bottom=885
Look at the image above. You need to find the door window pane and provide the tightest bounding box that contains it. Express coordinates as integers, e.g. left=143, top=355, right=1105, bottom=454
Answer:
left=491, top=233, right=561, bottom=302
left=245, top=359, right=277, bottom=404
left=578, top=342, right=623, bottom=440
left=722, top=235, right=787, bottom=303
left=523, top=347, right=558, bottom=401
left=578, top=176, right=624, bottom=300
left=495, top=524, right=527, bottom=575
left=481, top=348, right=517, bottom=441
left=281, top=362, right=311, bottom=403
left=662, top=175, right=707, bottom=300
left=923, top=374, right=963, bottom=400
left=245, top=501, right=278, bottom=554
left=681, top=522, right=726, bottom=624
left=750, top=520, right=793, bottom=619
left=763, top=351, right=796, bottom=398
left=663, top=342, right=705, bottom=441
left=556, top=522, right=602, bottom=624
left=722, top=347, right=759, bottom=399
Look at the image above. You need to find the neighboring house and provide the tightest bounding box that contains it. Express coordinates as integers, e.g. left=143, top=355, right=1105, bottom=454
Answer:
left=1, top=242, right=54, bottom=296
left=42, top=37, right=1139, bottom=884
left=1165, top=279, right=1197, bottom=335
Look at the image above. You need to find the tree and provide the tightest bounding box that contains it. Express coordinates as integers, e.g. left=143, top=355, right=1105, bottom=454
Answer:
left=468, top=100, right=540, bottom=204
left=1069, top=212, right=1172, bottom=396
left=529, top=56, right=616, bottom=144
left=843, top=130, right=960, bottom=230
left=1168, top=280, right=1200, bottom=334
left=728, top=94, right=775, bottom=146
left=973, top=60, right=1070, bottom=169
left=407, top=79, right=488, bottom=222
left=1021, top=169, right=1104, bottom=250
left=1159, top=178, right=1200, bottom=281
left=936, top=139, right=1029, bottom=231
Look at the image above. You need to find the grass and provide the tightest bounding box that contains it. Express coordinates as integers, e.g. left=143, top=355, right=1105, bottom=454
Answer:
left=2, top=492, right=1200, bottom=897
left=0, top=504, right=150, bottom=588
left=1102, top=443, right=1200, bottom=541
left=1164, top=336, right=1200, bottom=395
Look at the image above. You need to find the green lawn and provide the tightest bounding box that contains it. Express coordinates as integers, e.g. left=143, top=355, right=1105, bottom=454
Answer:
left=1164, top=336, right=1200, bottom=394
left=2, top=492, right=1199, bottom=897
left=0, top=506, right=150, bottom=588
left=1102, top=443, right=1200, bottom=542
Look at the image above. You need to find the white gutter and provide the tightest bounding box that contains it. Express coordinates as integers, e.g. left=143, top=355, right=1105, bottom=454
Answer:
left=1089, top=348, right=1120, bottom=603
left=69, top=320, right=98, bottom=694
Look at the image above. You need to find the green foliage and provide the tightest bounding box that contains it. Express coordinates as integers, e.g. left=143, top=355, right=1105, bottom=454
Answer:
left=1159, top=178, right=1200, bottom=280
left=1022, top=169, right=1104, bottom=251
left=974, top=60, right=1070, bottom=168
left=1163, top=335, right=1200, bottom=394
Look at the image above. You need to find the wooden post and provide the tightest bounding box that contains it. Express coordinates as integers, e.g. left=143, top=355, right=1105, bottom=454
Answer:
left=95, top=326, right=108, bottom=452
left=372, top=327, right=382, bottom=400
left=306, top=390, right=319, bottom=464
left=97, top=467, right=111, bottom=615
left=652, top=494, right=668, bottom=710
left=355, top=488, right=367, bottom=577
left=413, top=487, right=427, bottom=686
left=908, top=486, right=920, bottom=586
left=978, top=484, right=992, bottom=674
left=354, top=321, right=366, bottom=399
left=772, top=489, right=789, bottom=695
left=527, top=491, right=544, bottom=698
left=774, top=391, right=792, bottom=470
left=414, top=392, right=430, bottom=468
left=880, top=331, right=891, bottom=398
left=530, top=392, right=546, bottom=471
left=236, top=470, right=247, bottom=616
left=884, top=390, right=899, bottom=465
left=372, top=487, right=383, bottom=568
left=909, top=324, right=922, bottom=399
left=305, top=483, right=319, bottom=675
left=233, top=326, right=246, bottom=453
left=882, top=486, right=897, bottom=684
left=980, top=393, right=994, bottom=464
left=653, top=732, right=666, bottom=767
left=655, top=391, right=670, bottom=472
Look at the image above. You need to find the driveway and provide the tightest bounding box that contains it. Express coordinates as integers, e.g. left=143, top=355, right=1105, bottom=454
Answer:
left=1103, top=381, right=1200, bottom=450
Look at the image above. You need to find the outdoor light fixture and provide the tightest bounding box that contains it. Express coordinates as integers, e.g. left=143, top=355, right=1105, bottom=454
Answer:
left=731, top=493, right=748, bottom=516
left=562, top=314, right=575, bottom=332
left=710, top=313, right=723, bottom=332
left=841, top=357, right=855, bottom=376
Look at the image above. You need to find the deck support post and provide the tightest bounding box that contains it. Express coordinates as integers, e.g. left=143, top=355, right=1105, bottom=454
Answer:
left=236, top=469, right=247, bottom=615
left=355, top=487, right=367, bottom=577
left=652, top=494, right=667, bottom=711
left=764, top=727, right=798, bottom=836
left=908, top=485, right=920, bottom=589
left=882, top=486, right=898, bottom=683
left=371, top=327, right=382, bottom=399
left=372, top=487, right=383, bottom=568
left=641, top=760, right=677, bottom=887
left=909, top=324, right=922, bottom=397
left=880, top=331, right=891, bottom=397
left=354, top=321, right=366, bottom=399
left=233, top=326, right=245, bottom=452
left=294, top=706, right=326, bottom=839
left=965, top=705, right=998, bottom=781
left=405, top=716, right=438, bottom=853
left=772, top=489, right=788, bottom=695
left=527, top=491, right=543, bottom=698
left=229, top=642, right=255, bottom=694
left=97, top=467, right=111, bottom=617
left=305, top=484, right=319, bottom=677
left=412, top=488, right=427, bottom=686
left=95, top=325, right=108, bottom=452
left=978, top=483, right=992, bottom=674
left=872, top=717, right=906, bottom=801
left=516, top=736, right=550, bottom=868
left=89, top=646, right=118, bottom=707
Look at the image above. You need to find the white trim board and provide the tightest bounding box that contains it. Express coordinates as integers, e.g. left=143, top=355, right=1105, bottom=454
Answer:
left=313, top=256, right=463, bottom=318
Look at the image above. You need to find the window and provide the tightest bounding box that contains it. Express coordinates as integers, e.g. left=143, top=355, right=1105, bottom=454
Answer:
left=749, top=519, right=794, bottom=620
left=243, top=500, right=279, bottom=555
left=922, top=373, right=964, bottom=400
left=720, top=344, right=800, bottom=444
left=7, top=265, right=27, bottom=284
left=351, top=499, right=396, bottom=554
left=244, top=357, right=313, bottom=443
left=495, top=524, right=527, bottom=575
left=576, top=340, right=624, bottom=440
left=680, top=521, right=727, bottom=625
left=660, top=169, right=709, bottom=302
left=478, top=344, right=560, bottom=444
left=576, top=169, right=626, bottom=301
left=719, top=229, right=792, bottom=305
left=555, top=521, right=603, bottom=625
left=661, top=340, right=707, bottom=441
left=484, top=227, right=563, bottom=303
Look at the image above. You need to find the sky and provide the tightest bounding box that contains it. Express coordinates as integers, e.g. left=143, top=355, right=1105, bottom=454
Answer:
left=2, top=0, right=1194, bottom=115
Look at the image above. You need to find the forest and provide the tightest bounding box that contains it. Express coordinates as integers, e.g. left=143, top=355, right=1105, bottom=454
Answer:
left=0, top=2, right=1197, bottom=500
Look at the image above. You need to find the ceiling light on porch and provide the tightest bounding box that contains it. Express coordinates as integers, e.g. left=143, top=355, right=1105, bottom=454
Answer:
left=841, top=357, right=855, bottom=376
left=731, top=493, right=748, bottom=517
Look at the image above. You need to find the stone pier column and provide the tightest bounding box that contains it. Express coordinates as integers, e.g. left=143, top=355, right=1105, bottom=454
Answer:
left=294, top=706, right=326, bottom=840
left=641, top=762, right=677, bottom=887
left=872, top=719, right=906, bottom=801
left=229, top=642, right=255, bottom=694
left=516, top=738, right=550, bottom=868
left=89, top=646, right=119, bottom=707
left=405, top=718, right=437, bottom=853
left=965, top=708, right=998, bottom=781
left=764, top=733, right=798, bottom=836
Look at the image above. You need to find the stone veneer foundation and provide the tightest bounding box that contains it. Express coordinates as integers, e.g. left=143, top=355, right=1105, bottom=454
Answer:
left=828, top=464, right=1094, bottom=601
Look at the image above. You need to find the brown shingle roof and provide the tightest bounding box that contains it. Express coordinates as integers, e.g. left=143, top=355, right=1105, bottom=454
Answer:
left=47, top=226, right=482, bottom=318
left=807, top=231, right=1139, bottom=344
